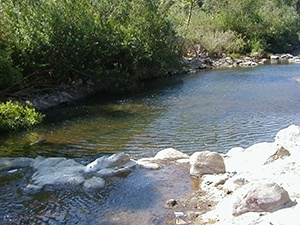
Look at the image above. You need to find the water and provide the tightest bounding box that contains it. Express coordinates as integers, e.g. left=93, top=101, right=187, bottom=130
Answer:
left=2, top=64, right=300, bottom=158
left=1, top=64, right=300, bottom=224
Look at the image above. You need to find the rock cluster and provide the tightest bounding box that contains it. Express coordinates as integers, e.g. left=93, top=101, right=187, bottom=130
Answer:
left=133, top=125, right=300, bottom=225
left=1, top=125, right=300, bottom=224
left=270, top=53, right=300, bottom=63
left=183, top=56, right=261, bottom=74
left=183, top=53, right=300, bottom=74
left=0, top=152, right=135, bottom=193
left=198, top=124, right=300, bottom=225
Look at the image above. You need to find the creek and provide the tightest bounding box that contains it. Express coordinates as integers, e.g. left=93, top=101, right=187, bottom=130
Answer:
left=1, top=64, right=300, bottom=224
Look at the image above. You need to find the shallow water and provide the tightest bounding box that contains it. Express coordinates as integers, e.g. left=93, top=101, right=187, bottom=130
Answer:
left=1, top=64, right=300, bottom=224
left=2, top=64, right=300, bottom=158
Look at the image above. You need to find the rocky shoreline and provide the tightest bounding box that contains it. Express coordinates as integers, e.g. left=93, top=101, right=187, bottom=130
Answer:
left=183, top=53, right=300, bottom=74
left=20, top=53, right=300, bottom=112
left=192, top=124, right=300, bottom=224
left=1, top=124, right=300, bottom=224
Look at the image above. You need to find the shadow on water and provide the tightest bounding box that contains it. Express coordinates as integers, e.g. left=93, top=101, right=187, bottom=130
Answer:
left=43, top=76, right=185, bottom=125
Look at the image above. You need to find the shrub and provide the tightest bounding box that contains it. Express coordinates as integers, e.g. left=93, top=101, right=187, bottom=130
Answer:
left=201, top=0, right=299, bottom=53
left=0, top=0, right=181, bottom=94
left=0, top=54, right=23, bottom=90
left=167, top=0, right=300, bottom=55
left=0, top=101, right=44, bottom=132
left=197, top=30, right=245, bottom=56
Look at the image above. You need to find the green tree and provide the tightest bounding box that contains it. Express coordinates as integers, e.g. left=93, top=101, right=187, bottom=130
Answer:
left=168, top=0, right=300, bottom=55
left=0, top=0, right=181, bottom=95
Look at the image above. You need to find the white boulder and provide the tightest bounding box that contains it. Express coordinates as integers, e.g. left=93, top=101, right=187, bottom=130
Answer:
left=275, top=124, right=300, bottom=153
left=85, top=152, right=130, bottom=173
left=232, top=182, right=291, bottom=216
left=189, top=151, right=225, bottom=177
left=225, top=142, right=280, bottom=173
left=154, top=148, right=189, bottom=160
left=136, top=158, right=161, bottom=170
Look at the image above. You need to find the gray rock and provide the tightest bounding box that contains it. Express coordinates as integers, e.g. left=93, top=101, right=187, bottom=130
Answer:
left=23, top=184, right=43, bottom=194
left=280, top=53, right=293, bottom=59
left=26, top=157, right=86, bottom=192
left=136, top=159, right=161, bottom=170
left=154, top=148, right=189, bottom=160
left=264, top=146, right=290, bottom=164
left=95, top=167, right=131, bottom=178
left=2, top=152, right=135, bottom=193
left=32, top=156, right=85, bottom=171
left=0, top=157, right=34, bottom=170
left=239, top=61, right=258, bottom=67
left=85, top=152, right=130, bottom=173
left=164, top=199, right=178, bottom=209
left=232, top=182, right=291, bottom=216
left=270, top=55, right=280, bottom=60
left=31, top=171, right=85, bottom=186
left=189, top=151, right=225, bottom=177
left=83, top=177, right=105, bottom=189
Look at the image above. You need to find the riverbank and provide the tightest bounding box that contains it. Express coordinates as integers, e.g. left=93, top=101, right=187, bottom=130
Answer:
left=183, top=52, right=300, bottom=74
left=21, top=52, right=299, bottom=112
left=192, top=124, right=300, bottom=224
left=1, top=124, right=300, bottom=224
left=134, top=124, right=300, bottom=224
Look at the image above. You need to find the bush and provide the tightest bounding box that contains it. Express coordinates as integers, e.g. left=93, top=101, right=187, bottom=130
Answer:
left=197, top=30, right=245, bottom=56
left=0, top=54, right=22, bottom=90
left=166, top=0, right=300, bottom=55
left=0, top=0, right=181, bottom=94
left=0, top=101, right=44, bottom=132
left=0, top=5, right=23, bottom=91
left=201, top=0, right=299, bottom=54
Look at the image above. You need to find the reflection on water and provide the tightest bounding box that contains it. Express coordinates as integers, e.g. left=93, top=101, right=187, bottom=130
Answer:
left=1, top=64, right=300, bottom=158
left=1, top=64, right=300, bottom=224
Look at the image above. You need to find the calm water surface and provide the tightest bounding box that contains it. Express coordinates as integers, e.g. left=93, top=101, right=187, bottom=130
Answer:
left=2, top=64, right=300, bottom=158
left=1, top=64, right=300, bottom=224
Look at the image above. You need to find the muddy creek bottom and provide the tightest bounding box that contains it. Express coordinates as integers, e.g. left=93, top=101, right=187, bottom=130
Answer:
left=1, top=163, right=199, bottom=225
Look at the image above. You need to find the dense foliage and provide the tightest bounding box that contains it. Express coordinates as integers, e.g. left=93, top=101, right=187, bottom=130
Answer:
left=0, top=0, right=299, bottom=132
left=0, top=0, right=181, bottom=95
left=0, top=0, right=300, bottom=96
left=0, top=101, right=44, bottom=132
left=162, top=0, right=300, bottom=56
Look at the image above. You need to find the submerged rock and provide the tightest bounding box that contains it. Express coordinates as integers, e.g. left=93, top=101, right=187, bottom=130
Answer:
left=0, top=157, right=34, bottom=170
left=83, top=177, right=106, bottom=190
